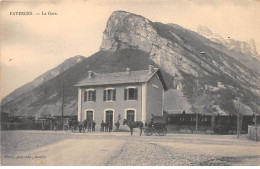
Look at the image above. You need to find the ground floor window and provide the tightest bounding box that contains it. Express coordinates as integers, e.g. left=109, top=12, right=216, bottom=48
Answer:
left=105, top=111, right=113, bottom=123
left=126, top=110, right=135, bottom=122
left=86, top=111, right=94, bottom=121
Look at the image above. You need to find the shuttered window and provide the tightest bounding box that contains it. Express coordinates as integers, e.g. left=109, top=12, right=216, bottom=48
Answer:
left=124, top=89, right=127, bottom=100
left=113, top=90, right=116, bottom=101
left=84, top=90, right=96, bottom=102
left=124, top=87, right=138, bottom=101
left=104, top=89, right=116, bottom=101
left=84, top=91, right=88, bottom=102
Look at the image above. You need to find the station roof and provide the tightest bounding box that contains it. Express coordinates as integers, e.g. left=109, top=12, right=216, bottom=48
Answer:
left=75, top=68, right=168, bottom=90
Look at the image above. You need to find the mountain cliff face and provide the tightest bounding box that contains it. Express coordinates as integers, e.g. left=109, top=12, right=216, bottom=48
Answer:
left=100, top=11, right=260, bottom=114
left=1, top=11, right=260, bottom=117
left=101, top=11, right=259, bottom=87
left=197, top=25, right=259, bottom=60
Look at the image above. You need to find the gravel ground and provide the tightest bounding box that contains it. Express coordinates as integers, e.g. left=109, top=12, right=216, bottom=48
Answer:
left=1, top=130, right=260, bottom=166
left=107, top=140, right=225, bottom=166
left=1, top=131, right=72, bottom=154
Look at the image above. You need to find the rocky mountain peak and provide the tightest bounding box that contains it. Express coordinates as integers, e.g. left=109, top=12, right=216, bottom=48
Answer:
left=197, top=25, right=259, bottom=59
left=247, top=39, right=258, bottom=56
left=100, top=11, right=209, bottom=78
left=197, top=25, right=213, bottom=37
left=100, top=11, right=260, bottom=83
left=100, top=10, right=154, bottom=52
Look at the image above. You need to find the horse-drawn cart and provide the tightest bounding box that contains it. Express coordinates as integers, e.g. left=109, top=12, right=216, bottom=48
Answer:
left=144, top=115, right=167, bottom=136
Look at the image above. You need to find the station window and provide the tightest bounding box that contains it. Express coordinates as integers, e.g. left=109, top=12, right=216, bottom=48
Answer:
left=104, top=89, right=116, bottom=101
left=84, top=90, right=96, bottom=102
left=126, top=110, right=135, bottom=122
left=124, top=87, right=138, bottom=100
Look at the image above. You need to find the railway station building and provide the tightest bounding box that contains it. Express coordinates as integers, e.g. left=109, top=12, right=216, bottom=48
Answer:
left=75, top=65, right=168, bottom=129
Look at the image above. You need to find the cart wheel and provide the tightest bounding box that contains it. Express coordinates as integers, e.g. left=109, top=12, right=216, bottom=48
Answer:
left=64, top=125, right=69, bottom=131
left=162, top=127, right=167, bottom=136
left=144, top=128, right=153, bottom=136
left=156, top=126, right=167, bottom=136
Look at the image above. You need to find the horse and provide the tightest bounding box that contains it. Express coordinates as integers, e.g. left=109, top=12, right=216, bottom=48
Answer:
left=123, top=119, right=144, bottom=136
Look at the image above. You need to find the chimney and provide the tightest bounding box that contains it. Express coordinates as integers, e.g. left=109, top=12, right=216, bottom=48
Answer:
left=148, top=65, right=154, bottom=74
left=88, top=71, right=93, bottom=79
left=126, top=68, right=130, bottom=74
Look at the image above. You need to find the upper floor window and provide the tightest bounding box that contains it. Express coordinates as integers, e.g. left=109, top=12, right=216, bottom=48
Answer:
left=124, top=87, right=138, bottom=101
left=84, top=89, right=96, bottom=102
left=104, top=88, right=116, bottom=101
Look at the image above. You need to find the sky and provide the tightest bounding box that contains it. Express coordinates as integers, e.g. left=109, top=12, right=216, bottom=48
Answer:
left=1, top=0, right=260, bottom=99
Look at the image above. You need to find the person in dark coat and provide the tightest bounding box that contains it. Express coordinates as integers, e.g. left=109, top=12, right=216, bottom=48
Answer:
left=145, top=121, right=148, bottom=127
left=105, top=121, right=108, bottom=132
left=79, top=122, right=82, bottom=133
left=92, top=121, right=96, bottom=131
left=101, top=120, right=105, bottom=132
left=108, top=122, right=112, bottom=132
left=87, top=120, right=92, bottom=132
left=115, top=121, right=120, bottom=129
left=83, top=120, right=88, bottom=133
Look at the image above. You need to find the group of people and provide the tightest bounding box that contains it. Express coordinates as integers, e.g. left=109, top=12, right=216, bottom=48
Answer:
left=100, top=120, right=113, bottom=132
left=78, top=120, right=96, bottom=133
left=69, top=119, right=121, bottom=133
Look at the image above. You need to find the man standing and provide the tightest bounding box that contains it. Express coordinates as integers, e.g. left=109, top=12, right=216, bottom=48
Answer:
left=88, top=120, right=92, bottom=132
left=101, top=120, right=105, bottom=132
left=79, top=122, right=82, bottom=133
left=105, top=121, right=108, bottom=132
left=115, top=121, right=120, bottom=129
left=83, top=120, right=88, bottom=132
left=108, top=122, right=112, bottom=132
left=92, top=121, right=96, bottom=131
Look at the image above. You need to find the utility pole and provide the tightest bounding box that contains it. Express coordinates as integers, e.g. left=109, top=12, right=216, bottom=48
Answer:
left=195, top=79, right=199, bottom=133
left=61, top=80, right=64, bottom=131
left=44, top=87, right=48, bottom=117
left=255, top=102, right=258, bottom=142
left=237, top=98, right=240, bottom=139
left=196, top=111, right=198, bottom=133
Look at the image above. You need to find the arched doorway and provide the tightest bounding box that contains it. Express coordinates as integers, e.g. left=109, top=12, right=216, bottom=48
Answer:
left=125, top=109, right=136, bottom=122
left=85, top=110, right=94, bottom=121
left=105, top=109, right=114, bottom=129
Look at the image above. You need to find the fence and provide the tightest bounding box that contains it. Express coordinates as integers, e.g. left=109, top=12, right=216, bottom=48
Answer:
left=248, top=125, right=260, bottom=141
left=1, top=121, right=62, bottom=130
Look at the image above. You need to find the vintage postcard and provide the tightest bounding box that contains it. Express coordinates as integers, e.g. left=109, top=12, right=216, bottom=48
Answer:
left=1, top=0, right=260, bottom=166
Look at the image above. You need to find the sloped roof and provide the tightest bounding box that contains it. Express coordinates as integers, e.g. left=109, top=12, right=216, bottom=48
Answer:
left=75, top=68, right=168, bottom=90
left=166, top=110, right=186, bottom=114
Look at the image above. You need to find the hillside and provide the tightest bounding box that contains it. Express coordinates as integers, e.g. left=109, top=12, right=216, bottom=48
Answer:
left=1, top=49, right=173, bottom=117
left=1, top=55, right=85, bottom=105
left=1, top=10, right=260, bottom=117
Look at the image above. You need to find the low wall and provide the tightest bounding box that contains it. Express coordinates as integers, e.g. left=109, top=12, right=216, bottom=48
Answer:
left=248, top=125, right=260, bottom=141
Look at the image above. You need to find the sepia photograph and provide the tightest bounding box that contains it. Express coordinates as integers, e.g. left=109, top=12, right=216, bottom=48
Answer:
left=0, top=0, right=260, bottom=166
